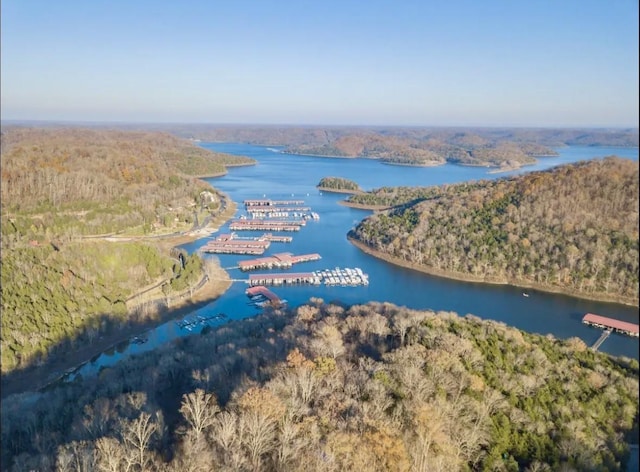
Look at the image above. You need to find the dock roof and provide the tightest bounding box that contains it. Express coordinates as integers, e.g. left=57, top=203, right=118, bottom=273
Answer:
left=249, top=272, right=314, bottom=281
left=583, top=313, right=639, bottom=335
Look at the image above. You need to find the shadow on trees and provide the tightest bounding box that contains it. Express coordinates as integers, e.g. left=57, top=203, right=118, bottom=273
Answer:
left=1, top=301, right=298, bottom=468
left=0, top=293, right=249, bottom=399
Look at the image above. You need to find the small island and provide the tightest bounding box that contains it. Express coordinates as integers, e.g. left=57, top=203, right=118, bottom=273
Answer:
left=317, top=176, right=362, bottom=194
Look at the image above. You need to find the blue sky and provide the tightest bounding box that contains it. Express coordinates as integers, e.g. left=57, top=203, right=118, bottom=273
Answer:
left=1, top=0, right=638, bottom=127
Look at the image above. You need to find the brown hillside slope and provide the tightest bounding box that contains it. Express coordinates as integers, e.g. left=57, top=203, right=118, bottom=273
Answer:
left=349, top=157, right=639, bottom=305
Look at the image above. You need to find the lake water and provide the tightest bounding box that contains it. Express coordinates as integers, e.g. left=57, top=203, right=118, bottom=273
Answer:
left=69, top=144, right=639, bottom=381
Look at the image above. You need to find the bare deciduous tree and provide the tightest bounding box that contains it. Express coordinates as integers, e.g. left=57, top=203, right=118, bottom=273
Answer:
left=179, top=388, right=219, bottom=441
left=122, top=412, right=158, bottom=471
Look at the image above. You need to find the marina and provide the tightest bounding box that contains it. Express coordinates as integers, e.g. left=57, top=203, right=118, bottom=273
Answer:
left=242, top=198, right=320, bottom=221
left=233, top=199, right=368, bottom=288
left=248, top=267, right=369, bottom=287
left=239, top=252, right=321, bottom=271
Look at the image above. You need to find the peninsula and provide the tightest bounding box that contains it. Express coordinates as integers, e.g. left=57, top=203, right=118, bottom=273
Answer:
left=347, top=157, right=639, bottom=306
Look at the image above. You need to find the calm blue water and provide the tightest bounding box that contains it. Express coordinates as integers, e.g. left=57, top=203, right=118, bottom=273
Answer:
left=69, top=144, right=639, bottom=381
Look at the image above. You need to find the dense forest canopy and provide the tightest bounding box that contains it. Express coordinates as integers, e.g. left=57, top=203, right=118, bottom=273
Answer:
left=0, top=127, right=248, bottom=376
left=317, top=176, right=361, bottom=193
left=1, top=127, right=254, bottom=239
left=349, top=157, right=639, bottom=305
left=17, top=123, right=636, bottom=167
left=1, top=300, right=637, bottom=471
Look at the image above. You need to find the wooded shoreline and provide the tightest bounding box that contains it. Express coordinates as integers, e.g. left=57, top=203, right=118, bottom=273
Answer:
left=1, top=194, right=238, bottom=399
left=347, top=236, right=639, bottom=307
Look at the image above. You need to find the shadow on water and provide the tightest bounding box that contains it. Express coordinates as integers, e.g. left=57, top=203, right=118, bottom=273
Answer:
left=0, top=292, right=231, bottom=399
left=4, top=143, right=639, bottom=398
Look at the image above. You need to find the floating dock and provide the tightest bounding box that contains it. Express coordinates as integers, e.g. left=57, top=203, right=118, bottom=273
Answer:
left=582, top=313, right=639, bottom=338
left=317, top=267, right=369, bottom=286
left=249, top=272, right=319, bottom=286
left=239, top=252, right=321, bottom=271
left=245, top=199, right=306, bottom=207
left=260, top=233, right=293, bottom=243
left=176, top=313, right=228, bottom=330
left=230, top=220, right=304, bottom=231
left=248, top=267, right=368, bottom=287
left=201, top=236, right=270, bottom=255
left=246, top=207, right=311, bottom=214
left=246, top=285, right=285, bottom=307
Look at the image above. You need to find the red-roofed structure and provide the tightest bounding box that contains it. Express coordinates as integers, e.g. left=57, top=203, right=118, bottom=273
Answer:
left=239, top=252, right=321, bottom=271
left=246, top=285, right=282, bottom=305
left=582, top=313, right=639, bottom=337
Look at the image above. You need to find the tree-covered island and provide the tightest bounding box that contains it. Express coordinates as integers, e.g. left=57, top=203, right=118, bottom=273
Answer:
left=316, top=176, right=362, bottom=194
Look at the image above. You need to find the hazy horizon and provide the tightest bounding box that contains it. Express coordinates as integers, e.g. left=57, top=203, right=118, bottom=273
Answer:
left=2, top=119, right=639, bottom=132
left=2, top=0, right=638, bottom=128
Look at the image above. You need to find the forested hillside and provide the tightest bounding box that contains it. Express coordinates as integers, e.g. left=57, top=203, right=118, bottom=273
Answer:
left=49, top=123, right=638, bottom=167
left=349, top=157, right=639, bottom=305
left=1, top=301, right=637, bottom=471
left=1, top=127, right=253, bottom=240
left=115, top=123, right=639, bottom=149
left=0, top=127, right=251, bottom=375
left=284, top=133, right=550, bottom=168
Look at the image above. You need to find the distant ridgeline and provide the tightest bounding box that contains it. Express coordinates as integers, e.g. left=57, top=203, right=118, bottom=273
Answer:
left=146, top=123, right=639, bottom=150
left=316, top=176, right=361, bottom=193
left=348, top=157, right=639, bottom=305
left=141, top=124, right=638, bottom=168
left=0, top=127, right=253, bottom=374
